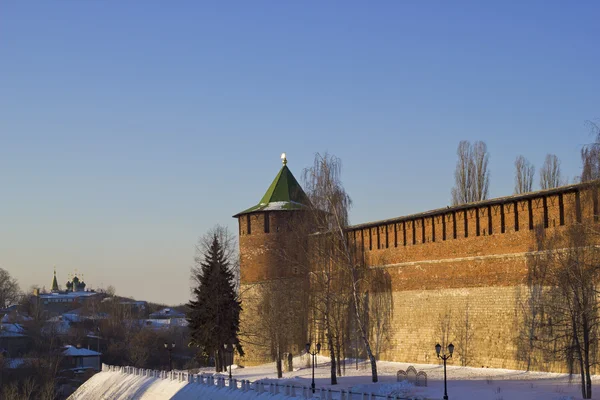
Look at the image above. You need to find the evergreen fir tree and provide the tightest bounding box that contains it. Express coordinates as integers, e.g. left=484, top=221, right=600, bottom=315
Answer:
left=187, top=234, right=244, bottom=371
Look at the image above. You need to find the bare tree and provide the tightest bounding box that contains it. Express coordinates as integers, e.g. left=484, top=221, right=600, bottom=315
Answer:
left=369, top=267, right=393, bottom=360
left=251, top=278, right=302, bottom=378
left=525, top=221, right=600, bottom=399
left=0, top=268, right=20, bottom=309
left=451, top=141, right=490, bottom=205
left=540, top=154, right=563, bottom=189
left=550, top=225, right=599, bottom=399
left=581, top=120, right=600, bottom=183
left=517, top=224, right=554, bottom=371
left=302, top=153, right=379, bottom=382
left=436, top=307, right=453, bottom=352
left=514, top=155, right=535, bottom=194
left=453, top=300, right=474, bottom=367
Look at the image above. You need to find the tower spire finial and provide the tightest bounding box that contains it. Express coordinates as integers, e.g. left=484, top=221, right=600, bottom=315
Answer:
left=281, top=152, right=287, bottom=166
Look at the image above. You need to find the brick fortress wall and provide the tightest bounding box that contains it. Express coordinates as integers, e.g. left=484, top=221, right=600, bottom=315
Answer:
left=347, top=184, right=598, bottom=371
left=236, top=183, right=599, bottom=371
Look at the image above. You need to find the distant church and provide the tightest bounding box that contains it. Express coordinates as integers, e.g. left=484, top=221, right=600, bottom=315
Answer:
left=234, top=154, right=597, bottom=372
left=33, top=269, right=98, bottom=314
left=50, top=269, right=87, bottom=293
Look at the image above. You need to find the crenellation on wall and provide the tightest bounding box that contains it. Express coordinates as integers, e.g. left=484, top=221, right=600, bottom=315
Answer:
left=546, top=194, right=560, bottom=228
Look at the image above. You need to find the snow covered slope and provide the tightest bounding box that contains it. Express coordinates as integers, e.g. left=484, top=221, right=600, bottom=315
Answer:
left=69, top=360, right=591, bottom=400
left=69, top=365, right=331, bottom=400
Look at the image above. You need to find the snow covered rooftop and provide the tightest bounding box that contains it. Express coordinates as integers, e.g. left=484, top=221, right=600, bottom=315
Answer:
left=38, top=291, right=98, bottom=299
left=1, top=312, right=32, bottom=323
left=63, top=345, right=101, bottom=357
left=149, top=308, right=186, bottom=319
left=142, top=318, right=189, bottom=329
left=0, top=323, right=26, bottom=337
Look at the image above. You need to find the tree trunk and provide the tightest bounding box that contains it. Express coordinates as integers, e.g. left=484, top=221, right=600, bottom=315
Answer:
left=583, top=318, right=592, bottom=399
left=572, top=319, right=587, bottom=399
left=214, top=349, right=218, bottom=373
left=276, top=347, right=283, bottom=379
left=351, top=279, right=378, bottom=382
left=335, top=334, right=342, bottom=376
left=326, top=330, right=337, bottom=384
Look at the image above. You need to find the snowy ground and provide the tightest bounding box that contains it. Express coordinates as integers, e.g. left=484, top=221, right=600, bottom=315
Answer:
left=228, top=356, right=591, bottom=400
left=70, top=355, right=598, bottom=400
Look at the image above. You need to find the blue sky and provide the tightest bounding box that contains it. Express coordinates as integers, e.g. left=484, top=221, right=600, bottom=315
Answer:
left=1, top=1, right=599, bottom=304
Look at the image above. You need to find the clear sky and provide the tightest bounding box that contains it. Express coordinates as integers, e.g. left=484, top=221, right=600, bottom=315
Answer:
left=1, top=1, right=599, bottom=305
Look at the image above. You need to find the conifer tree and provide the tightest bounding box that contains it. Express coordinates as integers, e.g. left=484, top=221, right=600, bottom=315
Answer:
left=187, top=234, right=243, bottom=372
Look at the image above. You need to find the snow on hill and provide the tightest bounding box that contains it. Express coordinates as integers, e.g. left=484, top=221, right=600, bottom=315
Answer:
left=69, top=359, right=589, bottom=400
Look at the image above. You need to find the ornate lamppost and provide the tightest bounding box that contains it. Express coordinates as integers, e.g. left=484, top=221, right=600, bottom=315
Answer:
left=435, top=343, right=454, bottom=400
left=305, top=342, right=320, bottom=394
left=223, top=343, right=234, bottom=381
left=164, top=342, right=176, bottom=371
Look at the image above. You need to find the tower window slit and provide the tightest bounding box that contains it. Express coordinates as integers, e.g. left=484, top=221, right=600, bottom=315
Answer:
left=264, top=212, right=270, bottom=233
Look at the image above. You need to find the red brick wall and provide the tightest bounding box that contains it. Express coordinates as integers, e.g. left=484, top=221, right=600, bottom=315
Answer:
left=347, top=186, right=594, bottom=288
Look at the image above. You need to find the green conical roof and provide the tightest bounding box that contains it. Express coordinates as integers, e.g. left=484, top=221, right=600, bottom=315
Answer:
left=234, top=158, right=310, bottom=217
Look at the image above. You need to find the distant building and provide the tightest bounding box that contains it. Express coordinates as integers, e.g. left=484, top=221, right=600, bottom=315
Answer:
left=0, top=323, right=31, bottom=357
left=62, top=345, right=101, bottom=371
left=32, top=270, right=102, bottom=315
left=117, top=300, right=149, bottom=318
left=148, top=307, right=185, bottom=320
left=141, top=318, right=188, bottom=331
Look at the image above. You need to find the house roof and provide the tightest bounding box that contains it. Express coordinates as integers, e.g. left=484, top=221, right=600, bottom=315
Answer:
left=63, top=345, right=101, bottom=357
left=141, top=318, right=189, bottom=330
left=38, top=291, right=98, bottom=300
left=149, top=308, right=185, bottom=318
left=1, top=312, right=32, bottom=324
left=234, top=159, right=310, bottom=217
left=0, top=323, right=26, bottom=338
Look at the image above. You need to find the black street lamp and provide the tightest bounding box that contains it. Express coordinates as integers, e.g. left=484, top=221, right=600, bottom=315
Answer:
left=305, top=342, right=321, bottom=394
left=223, top=343, right=234, bottom=381
left=164, top=342, right=176, bottom=371
left=435, top=343, right=454, bottom=400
